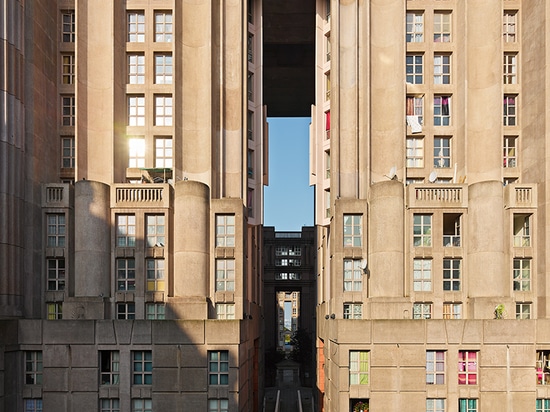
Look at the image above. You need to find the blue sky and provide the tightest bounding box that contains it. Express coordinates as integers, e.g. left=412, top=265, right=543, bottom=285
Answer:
left=263, top=117, right=314, bottom=231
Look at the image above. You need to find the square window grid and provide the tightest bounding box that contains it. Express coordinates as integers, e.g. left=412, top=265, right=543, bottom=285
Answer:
left=61, top=137, right=75, bottom=168
left=146, top=259, right=165, bottom=291
left=344, top=259, right=363, bottom=292
left=434, top=12, right=451, bottom=42
left=117, top=303, right=136, bottom=320
left=62, top=11, right=75, bottom=42
left=503, top=53, right=517, bottom=84
left=406, top=54, right=423, bottom=84
left=503, top=95, right=516, bottom=126
left=62, top=54, right=75, bottom=84
left=503, top=136, right=517, bottom=168
left=155, top=12, right=173, bottom=42
left=434, top=96, right=450, bottom=126
left=248, top=33, right=254, bottom=62
left=100, top=398, right=120, bottom=412
left=47, top=258, right=66, bottom=291
left=434, top=54, right=450, bottom=84
left=406, top=96, right=424, bottom=125
left=503, top=11, right=517, bottom=43
left=516, top=302, right=531, bottom=319
left=62, top=96, right=75, bottom=126
left=426, top=398, right=445, bottom=412
left=343, top=214, right=362, bottom=247
left=537, top=351, right=550, bottom=385
left=155, top=54, right=173, bottom=84
left=208, top=399, right=229, bottom=412
left=413, top=303, right=432, bottom=319
left=117, top=258, right=136, bottom=291
left=146, top=215, right=165, bottom=247
left=443, top=259, right=461, bottom=291
left=128, top=138, right=145, bottom=168
left=216, top=259, right=235, bottom=292
left=47, top=303, right=62, bottom=320
left=513, top=258, right=531, bottom=291
left=443, top=303, right=461, bottom=319
left=513, top=214, right=530, bottom=247
left=116, top=214, right=136, bottom=247
left=349, top=351, right=369, bottom=385
left=413, top=259, right=432, bottom=292
left=146, top=303, right=166, bottom=320
left=216, top=303, right=236, bottom=320
left=155, top=95, right=173, bottom=126
left=133, top=399, right=153, bottom=412
left=406, top=12, right=424, bottom=42
left=128, top=96, right=145, bottom=127
left=133, top=351, right=153, bottom=385
left=128, top=54, right=145, bottom=84
left=344, top=303, right=362, bottom=319
left=25, top=351, right=43, bottom=385
left=216, top=215, right=236, bottom=247
left=128, top=12, right=145, bottom=42
left=459, top=399, right=477, bottom=412
left=24, top=399, right=43, bottom=412
left=434, top=137, right=451, bottom=168
left=413, top=214, right=432, bottom=247
left=406, top=137, right=424, bottom=168
left=458, top=351, right=477, bottom=385
left=100, top=351, right=120, bottom=385
left=426, top=351, right=445, bottom=384
left=47, top=214, right=66, bottom=247
left=209, top=351, right=229, bottom=385
left=248, top=71, right=254, bottom=101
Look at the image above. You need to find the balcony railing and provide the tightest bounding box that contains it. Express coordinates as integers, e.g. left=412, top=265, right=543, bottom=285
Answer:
left=505, top=184, right=536, bottom=208
left=408, top=184, right=467, bottom=208
left=112, top=184, right=171, bottom=208
left=42, top=184, right=71, bottom=207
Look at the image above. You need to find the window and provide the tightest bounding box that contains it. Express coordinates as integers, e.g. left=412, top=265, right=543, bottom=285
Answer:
left=128, top=137, right=145, bottom=168
left=117, top=303, right=136, bottom=320
left=406, top=12, right=424, bottom=42
left=209, top=351, right=229, bottom=385
left=343, top=214, right=362, bottom=247
left=434, top=96, right=450, bottom=126
left=513, top=214, right=531, bottom=247
left=155, top=95, right=173, bottom=126
left=128, top=54, right=145, bottom=84
left=513, top=258, right=531, bottom=291
left=116, top=214, right=136, bottom=247
left=62, top=54, right=75, bottom=84
left=325, top=190, right=331, bottom=218
left=47, top=258, right=66, bottom=291
left=247, top=187, right=254, bottom=217
left=537, top=351, right=550, bottom=385
left=325, top=150, right=331, bottom=179
left=406, top=96, right=424, bottom=125
left=426, top=351, right=445, bottom=384
left=413, top=259, right=432, bottom=292
left=100, top=399, right=120, bottom=412
left=458, top=351, right=477, bottom=385
left=146, top=214, right=165, bottom=247
left=516, top=302, right=531, bottom=319
left=133, top=399, right=153, bottom=412
left=24, top=399, right=43, bottom=412
left=536, top=399, right=550, bottom=412
left=47, top=213, right=66, bottom=247
left=406, top=54, right=423, bottom=84
left=426, top=399, right=445, bottom=412
left=344, top=259, right=363, bottom=292
left=216, top=215, right=235, bottom=247
left=100, top=351, right=120, bottom=385
left=325, top=72, right=330, bottom=100
left=248, top=32, right=254, bottom=62
left=47, top=303, right=62, bottom=320
left=503, top=53, right=517, bottom=84
left=413, top=214, right=432, bottom=247
left=146, top=259, right=165, bottom=292
left=128, top=96, right=145, bottom=126
left=154, top=53, right=173, bottom=84
left=326, top=34, right=331, bottom=62
left=349, top=351, right=369, bottom=385
left=247, top=110, right=254, bottom=140
left=133, top=351, right=152, bottom=385
left=443, top=259, right=461, bottom=291
left=324, top=0, right=330, bottom=21
left=413, top=302, right=432, bottom=319
left=343, top=303, right=362, bottom=319
left=209, top=399, right=229, bottom=412
left=117, top=258, right=136, bottom=291
left=155, top=11, right=173, bottom=42
left=146, top=303, right=166, bottom=320
left=504, top=95, right=517, bottom=126
left=434, top=12, right=451, bottom=42
left=216, top=303, right=236, bottom=320
left=434, top=54, right=450, bottom=84
left=443, top=214, right=461, bottom=247
left=247, top=149, right=254, bottom=177
left=503, top=136, right=517, bottom=168
left=248, top=0, right=254, bottom=24
left=406, top=137, right=424, bottom=168
left=62, top=95, right=75, bottom=126
left=247, top=71, right=254, bottom=101
left=325, top=110, right=331, bottom=139
left=216, top=259, right=235, bottom=291
left=503, top=11, right=517, bottom=43
left=459, top=399, right=477, bottom=412
left=275, top=273, right=301, bottom=280
left=434, top=137, right=451, bottom=168
left=25, top=351, right=43, bottom=385
left=154, top=137, right=173, bottom=168
left=62, top=11, right=75, bottom=42
left=443, top=303, right=462, bottom=319
left=128, top=12, right=145, bottom=42
left=61, top=137, right=75, bottom=168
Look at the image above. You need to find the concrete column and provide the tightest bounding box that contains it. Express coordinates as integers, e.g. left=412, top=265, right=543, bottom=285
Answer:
left=74, top=181, right=111, bottom=297
left=173, top=180, right=210, bottom=297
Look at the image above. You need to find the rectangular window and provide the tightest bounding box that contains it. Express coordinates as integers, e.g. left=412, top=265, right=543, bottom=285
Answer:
left=536, top=399, right=550, bottom=412
left=216, top=303, right=236, bottom=320
left=209, top=351, right=229, bottom=385
left=133, top=351, right=152, bottom=385
left=434, top=54, right=450, bottom=84
left=117, top=303, right=135, bottom=320
left=413, top=302, right=432, bottom=319
left=443, top=213, right=461, bottom=247
left=248, top=32, right=254, bottom=62
left=128, top=96, right=145, bottom=126
left=146, top=303, right=166, bottom=320
left=516, top=302, right=531, bottom=319
left=406, top=54, right=423, bottom=84
left=513, top=214, right=531, bottom=247
left=325, top=72, right=330, bottom=101
left=434, top=96, right=451, bottom=126
left=247, top=187, right=254, bottom=217
left=155, top=95, right=173, bottom=126
left=62, top=11, right=75, bottom=42
left=24, top=399, right=43, bottom=412
left=61, top=137, right=75, bottom=168
left=326, top=34, right=331, bottom=62
left=62, top=54, right=75, bottom=84
left=133, top=399, right=153, bottom=412
left=504, top=95, right=517, bottom=126
left=434, top=137, right=451, bottom=168
left=247, top=149, right=254, bottom=178
left=443, top=303, right=462, bottom=319
left=100, top=399, right=120, bottom=412
left=128, top=137, right=145, bottom=168
left=117, top=215, right=136, bottom=247
left=216, top=259, right=235, bottom=291
left=154, top=53, right=173, bottom=84
left=325, top=110, right=331, bottom=139
left=62, top=95, right=75, bottom=126
left=146, top=259, right=165, bottom=292
left=117, top=258, right=136, bottom=291
left=406, top=12, right=424, bottom=42
left=503, top=11, right=517, bottom=43
left=503, top=53, right=517, bottom=84
left=426, top=351, right=445, bottom=384
left=459, top=399, right=477, bottom=412
left=343, top=214, right=362, bottom=247
left=434, top=11, right=451, bottom=42
left=128, top=54, right=145, bottom=84
left=426, top=399, right=445, bottom=412
left=154, top=137, right=173, bottom=168
left=349, top=351, right=369, bottom=385
left=503, top=136, right=517, bottom=168
left=413, top=214, right=432, bottom=247
left=146, top=214, right=165, bottom=247
left=208, top=399, right=229, bottom=412
left=47, top=213, right=66, bottom=247
left=325, top=150, right=331, bottom=179
left=537, top=351, right=550, bottom=385
left=406, top=137, right=424, bottom=168
left=413, top=259, right=432, bottom=292
left=47, top=258, right=66, bottom=291
left=100, top=351, right=120, bottom=385
left=344, top=259, right=363, bottom=292
left=513, top=258, right=531, bottom=291
left=247, top=71, right=254, bottom=101
left=25, top=351, right=43, bottom=385
left=216, top=215, right=236, bottom=247
left=155, top=11, right=173, bottom=42
left=443, top=259, right=461, bottom=291
left=458, top=351, right=477, bottom=385
left=248, top=110, right=254, bottom=140
left=343, top=303, right=362, bottom=319
left=128, top=12, right=145, bottom=42
left=406, top=96, right=424, bottom=125
left=47, top=303, right=62, bottom=320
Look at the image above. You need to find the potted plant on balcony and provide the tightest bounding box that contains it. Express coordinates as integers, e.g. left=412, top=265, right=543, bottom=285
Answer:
left=494, top=304, right=506, bottom=319
left=353, top=400, right=369, bottom=412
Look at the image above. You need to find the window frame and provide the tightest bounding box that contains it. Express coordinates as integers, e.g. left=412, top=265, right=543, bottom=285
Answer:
left=406, top=54, right=424, bottom=84
left=433, top=95, right=451, bottom=126
left=61, top=95, right=76, bottom=127
left=154, top=11, right=173, bottom=43
left=503, top=95, right=517, bottom=126
left=216, top=215, right=236, bottom=247
left=443, top=258, right=461, bottom=291
left=128, top=95, right=145, bottom=127
left=413, top=214, right=432, bottom=247
left=413, top=302, right=432, bottom=319
left=459, top=399, right=478, bottom=412
left=146, top=214, right=166, bottom=248
left=61, top=10, right=75, bottom=43
left=215, top=259, right=235, bottom=292
left=413, top=259, right=432, bottom=292
left=132, top=351, right=153, bottom=385
left=100, top=398, right=120, bottom=412
left=434, top=54, right=451, bottom=84
left=208, top=351, right=229, bottom=385
left=154, top=53, right=173, bottom=85
left=47, top=213, right=66, bottom=247
left=146, top=303, right=166, bottom=320
left=154, top=95, right=173, bottom=127
left=62, top=53, right=75, bottom=84
left=132, top=399, right=153, bottom=412
left=128, top=11, right=145, bottom=43
left=434, top=136, right=451, bottom=168
left=128, top=54, right=145, bottom=85
left=406, top=137, right=424, bottom=168
left=116, top=302, right=136, bottom=320
left=503, top=136, right=517, bottom=168
left=516, top=302, right=531, bottom=319
left=117, top=258, right=136, bottom=291
left=25, top=351, right=43, bottom=385
left=47, top=302, right=62, bottom=320
left=513, top=214, right=531, bottom=247
left=47, top=258, right=66, bottom=291
left=349, top=350, right=369, bottom=385
left=513, top=258, right=531, bottom=292
left=426, top=350, right=445, bottom=385
left=61, top=136, right=75, bottom=168
left=154, top=136, right=173, bottom=168
left=24, top=399, right=43, bottom=412
left=208, top=399, right=229, bottom=412
left=406, top=11, right=424, bottom=43
left=433, top=11, right=451, bottom=42
left=343, top=303, right=363, bottom=320
left=216, top=303, right=236, bottom=320
left=443, top=302, right=462, bottom=319
left=503, top=53, right=517, bottom=85
left=343, top=214, right=362, bottom=247
left=503, top=11, right=517, bottom=43
left=100, top=351, right=120, bottom=386
left=343, top=258, right=363, bottom=292
left=116, top=214, right=136, bottom=247
left=146, top=258, right=165, bottom=292
left=458, top=350, right=478, bottom=385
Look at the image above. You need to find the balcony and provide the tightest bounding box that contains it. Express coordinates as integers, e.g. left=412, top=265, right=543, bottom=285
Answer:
left=407, top=184, right=467, bottom=208
left=111, top=184, right=172, bottom=209
left=505, top=183, right=537, bottom=208
left=42, top=184, right=72, bottom=208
